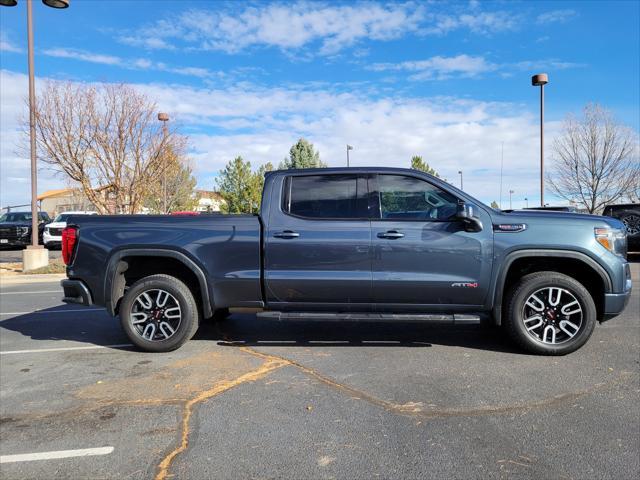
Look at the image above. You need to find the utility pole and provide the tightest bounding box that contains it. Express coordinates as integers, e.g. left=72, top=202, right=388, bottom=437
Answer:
left=158, top=112, right=169, bottom=213
left=499, top=141, right=504, bottom=209
left=532, top=73, right=548, bottom=207
left=1, top=0, right=71, bottom=271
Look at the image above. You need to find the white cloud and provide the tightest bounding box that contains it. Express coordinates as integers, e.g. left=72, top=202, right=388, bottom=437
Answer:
left=368, top=55, right=497, bottom=80
left=1, top=69, right=561, bottom=209
left=43, top=48, right=121, bottom=66
left=0, top=31, right=22, bottom=53
left=536, top=9, right=577, bottom=25
left=424, top=10, right=520, bottom=36
left=118, top=3, right=528, bottom=56
left=367, top=55, right=584, bottom=81
left=41, top=47, right=220, bottom=79
left=119, top=2, right=425, bottom=55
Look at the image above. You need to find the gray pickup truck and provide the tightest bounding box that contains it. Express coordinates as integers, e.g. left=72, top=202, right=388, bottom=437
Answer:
left=61, top=167, right=632, bottom=355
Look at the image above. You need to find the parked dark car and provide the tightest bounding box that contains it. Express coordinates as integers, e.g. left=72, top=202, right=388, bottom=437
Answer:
left=61, top=167, right=632, bottom=356
left=0, top=211, right=51, bottom=248
left=603, top=203, right=640, bottom=251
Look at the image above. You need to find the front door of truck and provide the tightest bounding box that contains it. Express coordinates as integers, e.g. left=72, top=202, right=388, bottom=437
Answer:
left=369, top=173, right=493, bottom=309
left=264, top=173, right=372, bottom=310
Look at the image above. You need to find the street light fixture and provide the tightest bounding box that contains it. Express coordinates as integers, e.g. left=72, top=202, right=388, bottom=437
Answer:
left=1, top=0, right=70, bottom=270
left=158, top=113, right=169, bottom=214
left=532, top=73, right=548, bottom=207
left=458, top=170, right=463, bottom=190
left=509, top=189, right=515, bottom=209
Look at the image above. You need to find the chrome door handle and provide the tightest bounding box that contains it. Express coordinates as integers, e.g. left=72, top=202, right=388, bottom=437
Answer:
left=273, top=230, right=300, bottom=239
left=377, top=230, right=404, bottom=239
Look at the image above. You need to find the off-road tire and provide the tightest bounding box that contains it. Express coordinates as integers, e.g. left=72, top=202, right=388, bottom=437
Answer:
left=504, top=271, right=597, bottom=355
left=120, top=274, right=200, bottom=352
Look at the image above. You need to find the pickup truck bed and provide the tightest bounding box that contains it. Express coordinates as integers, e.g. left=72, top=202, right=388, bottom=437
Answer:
left=66, top=214, right=263, bottom=317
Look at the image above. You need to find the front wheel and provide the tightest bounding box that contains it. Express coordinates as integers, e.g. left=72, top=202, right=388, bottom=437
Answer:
left=119, top=274, right=200, bottom=352
left=504, top=272, right=597, bottom=355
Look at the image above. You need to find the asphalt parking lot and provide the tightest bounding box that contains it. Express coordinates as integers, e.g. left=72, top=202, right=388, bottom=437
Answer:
left=1, top=264, right=638, bottom=480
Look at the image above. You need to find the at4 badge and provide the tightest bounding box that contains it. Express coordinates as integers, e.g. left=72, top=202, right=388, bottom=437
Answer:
left=451, top=282, right=479, bottom=288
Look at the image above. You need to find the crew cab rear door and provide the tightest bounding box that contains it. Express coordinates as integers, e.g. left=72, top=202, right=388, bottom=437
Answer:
left=264, top=172, right=372, bottom=310
left=369, top=173, right=493, bottom=308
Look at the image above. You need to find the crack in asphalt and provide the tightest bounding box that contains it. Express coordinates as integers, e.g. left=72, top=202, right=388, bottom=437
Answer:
left=228, top=341, right=634, bottom=420
left=154, top=356, right=290, bottom=480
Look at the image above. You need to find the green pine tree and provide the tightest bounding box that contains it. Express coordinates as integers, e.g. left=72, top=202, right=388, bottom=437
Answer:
left=280, top=138, right=327, bottom=169
left=410, top=155, right=439, bottom=177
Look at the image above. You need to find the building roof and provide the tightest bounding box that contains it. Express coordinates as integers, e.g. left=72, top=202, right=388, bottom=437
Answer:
left=37, top=188, right=76, bottom=201
left=194, top=190, right=223, bottom=200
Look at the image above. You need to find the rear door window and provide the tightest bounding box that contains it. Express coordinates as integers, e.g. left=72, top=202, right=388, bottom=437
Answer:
left=284, top=174, right=368, bottom=219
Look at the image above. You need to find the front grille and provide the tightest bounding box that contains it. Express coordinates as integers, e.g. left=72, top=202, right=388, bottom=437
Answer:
left=48, top=227, right=63, bottom=236
left=0, top=226, right=20, bottom=241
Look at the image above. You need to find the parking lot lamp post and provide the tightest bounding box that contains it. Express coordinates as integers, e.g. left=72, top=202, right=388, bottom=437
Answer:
left=346, top=144, right=353, bottom=167
left=509, top=190, right=515, bottom=209
left=532, top=73, right=548, bottom=207
left=158, top=113, right=169, bottom=213
left=458, top=170, right=463, bottom=190
left=525, top=197, right=529, bottom=208
left=1, top=0, right=70, bottom=270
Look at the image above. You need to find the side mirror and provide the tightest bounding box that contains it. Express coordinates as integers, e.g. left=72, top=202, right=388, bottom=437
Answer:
left=456, top=201, right=483, bottom=232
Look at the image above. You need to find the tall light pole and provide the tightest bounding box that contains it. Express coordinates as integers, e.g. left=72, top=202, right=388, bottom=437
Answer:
left=509, top=189, right=515, bottom=209
left=1, top=0, right=70, bottom=271
left=532, top=73, right=548, bottom=207
left=458, top=170, right=463, bottom=190
left=524, top=197, right=529, bottom=208
left=158, top=112, right=169, bottom=213
left=499, top=142, right=504, bottom=208
left=346, top=144, right=353, bottom=167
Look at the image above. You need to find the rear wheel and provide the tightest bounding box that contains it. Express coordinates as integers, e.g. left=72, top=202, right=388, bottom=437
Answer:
left=120, top=274, right=199, bottom=352
left=504, top=272, right=596, bottom=355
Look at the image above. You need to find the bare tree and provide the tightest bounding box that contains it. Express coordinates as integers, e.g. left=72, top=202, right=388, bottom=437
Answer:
left=549, top=104, right=639, bottom=213
left=29, top=81, right=186, bottom=214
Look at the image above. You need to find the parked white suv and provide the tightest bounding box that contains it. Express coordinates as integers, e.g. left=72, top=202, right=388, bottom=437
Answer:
left=44, top=211, right=97, bottom=249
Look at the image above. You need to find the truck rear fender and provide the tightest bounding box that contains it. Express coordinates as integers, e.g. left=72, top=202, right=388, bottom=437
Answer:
left=104, top=248, right=213, bottom=318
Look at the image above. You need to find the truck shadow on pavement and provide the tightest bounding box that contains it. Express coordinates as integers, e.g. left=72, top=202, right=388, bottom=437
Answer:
left=196, top=314, right=520, bottom=354
left=1, top=307, right=520, bottom=354
left=0, top=305, right=132, bottom=348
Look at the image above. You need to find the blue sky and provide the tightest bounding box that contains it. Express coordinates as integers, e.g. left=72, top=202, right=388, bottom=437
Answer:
left=1, top=0, right=639, bottom=209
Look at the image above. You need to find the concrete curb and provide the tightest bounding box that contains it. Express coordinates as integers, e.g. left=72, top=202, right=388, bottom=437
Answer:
left=0, top=273, right=66, bottom=285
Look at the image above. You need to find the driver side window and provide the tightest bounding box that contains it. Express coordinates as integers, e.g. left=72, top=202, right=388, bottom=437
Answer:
left=377, top=175, right=458, bottom=221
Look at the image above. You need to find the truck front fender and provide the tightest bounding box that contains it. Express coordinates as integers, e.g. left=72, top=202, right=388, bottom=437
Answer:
left=490, top=249, right=612, bottom=326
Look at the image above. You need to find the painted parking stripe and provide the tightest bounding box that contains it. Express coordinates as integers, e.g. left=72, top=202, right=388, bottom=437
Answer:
left=0, top=447, right=114, bottom=464
left=0, top=308, right=104, bottom=316
left=0, top=290, right=61, bottom=295
left=0, top=344, right=133, bottom=355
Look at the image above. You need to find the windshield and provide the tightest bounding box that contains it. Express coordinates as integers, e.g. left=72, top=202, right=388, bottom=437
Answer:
left=0, top=212, right=32, bottom=222
left=53, top=214, right=71, bottom=222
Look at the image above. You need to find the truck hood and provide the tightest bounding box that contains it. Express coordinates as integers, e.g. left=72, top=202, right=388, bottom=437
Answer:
left=494, top=210, right=625, bottom=229
left=0, top=221, right=32, bottom=227
left=46, top=222, right=67, bottom=229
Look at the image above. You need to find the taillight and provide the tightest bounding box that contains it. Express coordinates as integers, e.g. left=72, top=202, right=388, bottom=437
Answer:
left=61, top=227, right=77, bottom=265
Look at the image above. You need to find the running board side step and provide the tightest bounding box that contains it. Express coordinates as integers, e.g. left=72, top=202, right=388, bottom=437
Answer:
left=257, top=312, right=481, bottom=325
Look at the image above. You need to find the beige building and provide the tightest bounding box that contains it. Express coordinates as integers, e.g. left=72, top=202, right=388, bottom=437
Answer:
left=37, top=188, right=96, bottom=218
left=193, top=190, right=225, bottom=212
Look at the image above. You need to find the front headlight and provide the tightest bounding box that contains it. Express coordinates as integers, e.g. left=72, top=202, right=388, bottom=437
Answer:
left=595, top=227, right=627, bottom=258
